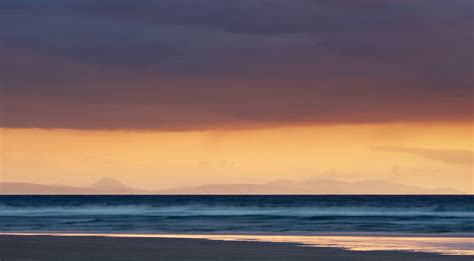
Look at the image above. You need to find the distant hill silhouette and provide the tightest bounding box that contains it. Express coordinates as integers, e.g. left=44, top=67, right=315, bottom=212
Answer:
left=0, top=182, right=102, bottom=195
left=156, top=179, right=464, bottom=195
left=1, top=178, right=147, bottom=195
left=88, top=177, right=130, bottom=191
left=0, top=178, right=464, bottom=195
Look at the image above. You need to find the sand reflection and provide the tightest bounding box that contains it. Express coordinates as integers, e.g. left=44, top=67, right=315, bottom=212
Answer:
left=3, top=233, right=473, bottom=256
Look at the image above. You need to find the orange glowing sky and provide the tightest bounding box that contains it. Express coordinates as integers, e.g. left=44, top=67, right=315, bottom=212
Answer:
left=1, top=122, right=472, bottom=192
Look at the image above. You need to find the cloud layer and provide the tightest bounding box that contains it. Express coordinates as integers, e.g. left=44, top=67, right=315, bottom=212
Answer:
left=1, top=0, right=473, bottom=130
left=372, top=146, right=474, bottom=166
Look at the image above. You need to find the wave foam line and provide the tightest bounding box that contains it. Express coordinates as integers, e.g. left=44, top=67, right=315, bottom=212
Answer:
left=1, top=205, right=473, bottom=217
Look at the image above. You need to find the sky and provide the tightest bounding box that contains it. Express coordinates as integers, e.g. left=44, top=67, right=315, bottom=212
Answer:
left=0, top=0, right=473, bottom=192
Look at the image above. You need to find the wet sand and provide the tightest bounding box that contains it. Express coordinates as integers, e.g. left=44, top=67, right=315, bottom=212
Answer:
left=0, top=235, right=471, bottom=260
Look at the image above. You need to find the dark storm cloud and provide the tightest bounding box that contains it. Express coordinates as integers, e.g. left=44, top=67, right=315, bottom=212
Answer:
left=0, top=0, right=473, bottom=130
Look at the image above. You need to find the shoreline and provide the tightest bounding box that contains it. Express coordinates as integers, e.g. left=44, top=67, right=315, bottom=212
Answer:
left=2, top=232, right=473, bottom=256
left=0, top=234, right=472, bottom=261
left=2, top=231, right=473, bottom=237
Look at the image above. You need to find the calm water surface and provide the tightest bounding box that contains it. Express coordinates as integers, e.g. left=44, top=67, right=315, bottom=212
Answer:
left=1, top=195, right=472, bottom=234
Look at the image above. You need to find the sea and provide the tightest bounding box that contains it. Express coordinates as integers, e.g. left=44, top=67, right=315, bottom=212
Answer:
left=1, top=195, right=472, bottom=235
left=1, top=195, right=473, bottom=255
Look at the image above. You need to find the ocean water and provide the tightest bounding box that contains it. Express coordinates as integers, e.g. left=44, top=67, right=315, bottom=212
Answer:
left=1, top=195, right=473, bottom=234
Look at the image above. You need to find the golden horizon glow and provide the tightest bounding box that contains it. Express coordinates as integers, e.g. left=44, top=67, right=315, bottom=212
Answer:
left=1, top=122, right=472, bottom=193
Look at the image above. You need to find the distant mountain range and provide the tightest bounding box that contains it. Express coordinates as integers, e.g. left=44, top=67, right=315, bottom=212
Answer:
left=0, top=178, right=149, bottom=195
left=157, top=179, right=463, bottom=195
left=0, top=177, right=465, bottom=195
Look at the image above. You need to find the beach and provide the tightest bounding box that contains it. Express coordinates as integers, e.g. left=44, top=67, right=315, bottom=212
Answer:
left=1, top=234, right=472, bottom=261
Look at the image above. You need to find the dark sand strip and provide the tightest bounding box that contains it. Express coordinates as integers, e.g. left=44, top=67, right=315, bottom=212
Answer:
left=0, top=235, right=471, bottom=261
